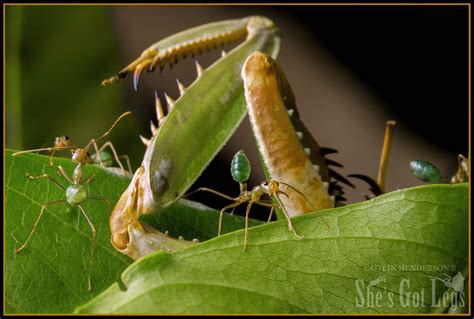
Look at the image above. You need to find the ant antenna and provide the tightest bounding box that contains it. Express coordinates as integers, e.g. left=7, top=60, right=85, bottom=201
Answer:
left=278, top=181, right=314, bottom=209
left=278, top=181, right=330, bottom=228
left=12, top=146, right=75, bottom=156
left=84, top=111, right=132, bottom=150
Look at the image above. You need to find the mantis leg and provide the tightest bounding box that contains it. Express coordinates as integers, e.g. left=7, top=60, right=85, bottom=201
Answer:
left=58, top=166, right=74, bottom=184
left=78, top=205, right=96, bottom=292
left=377, top=120, right=396, bottom=193
left=26, top=173, right=66, bottom=191
left=15, top=200, right=67, bottom=253
left=185, top=187, right=236, bottom=201
left=273, top=195, right=304, bottom=240
left=243, top=201, right=254, bottom=252
left=97, top=141, right=127, bottom=174
left=218, top=202, right=242, bottom=237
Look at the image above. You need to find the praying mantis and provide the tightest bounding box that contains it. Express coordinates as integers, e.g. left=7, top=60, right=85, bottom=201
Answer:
left=102, top=16, right=381, bottom=260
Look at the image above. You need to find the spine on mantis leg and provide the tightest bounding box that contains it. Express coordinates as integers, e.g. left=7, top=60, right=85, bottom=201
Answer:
left=242, top=52, right=351, bottom=215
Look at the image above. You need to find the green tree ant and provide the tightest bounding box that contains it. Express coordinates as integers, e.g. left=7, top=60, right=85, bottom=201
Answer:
left=14, top=111, right=130, bottom=291
left=186, top=150, right=330, bottom=251
left=12, top=112, right=132, bottom=176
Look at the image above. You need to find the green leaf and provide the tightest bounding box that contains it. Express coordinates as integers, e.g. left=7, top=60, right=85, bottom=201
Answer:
left=5, top=149, right=133, bottom=313
left=141, top=200, right=263, bottom=243
left=75, top=183, right=468, bottom=314
left=5, top=149, right=260, bottom=314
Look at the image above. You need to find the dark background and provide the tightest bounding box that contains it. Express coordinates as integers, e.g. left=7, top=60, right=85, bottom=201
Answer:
left=286, top=6, right=468, bottom=153
left=6, top=5, right=469, bottom=220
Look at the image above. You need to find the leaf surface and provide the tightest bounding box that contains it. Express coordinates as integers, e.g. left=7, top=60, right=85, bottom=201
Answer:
left=5, top=150, right=257, bottom=313
left=75, top=182, right=469, bottom=314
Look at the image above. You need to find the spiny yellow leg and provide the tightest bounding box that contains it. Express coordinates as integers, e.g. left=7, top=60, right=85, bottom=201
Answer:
left=102, top=16, right=276, bottom=92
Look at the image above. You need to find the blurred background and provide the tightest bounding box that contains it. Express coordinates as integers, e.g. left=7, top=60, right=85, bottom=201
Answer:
left=6, top=5, right=469, bottom=219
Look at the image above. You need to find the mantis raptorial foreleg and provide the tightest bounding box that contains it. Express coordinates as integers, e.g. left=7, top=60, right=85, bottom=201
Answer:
left=104, top=17, right=377, bottom=259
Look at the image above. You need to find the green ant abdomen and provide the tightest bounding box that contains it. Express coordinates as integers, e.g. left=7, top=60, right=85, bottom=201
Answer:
left=66, top=184, right=87, bottom=206
left=409, top=160, right=443, bottom=182
left=231, top=150, right=251, bottom=184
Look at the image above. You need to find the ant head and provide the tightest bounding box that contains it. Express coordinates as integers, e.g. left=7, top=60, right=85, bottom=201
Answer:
left=71, top=148, right=90, bottom=164
left=55, top=136, right=72, bottom=148
left=260, top=180, right=280, bottom=195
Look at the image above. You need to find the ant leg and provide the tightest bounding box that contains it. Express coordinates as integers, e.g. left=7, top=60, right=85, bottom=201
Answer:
left=97, top=141, right=126, bottom=175
left=185, top=187, right=236, bottom=201
left=49, top=149, right=57, bottom=166
left=78, top=205, right=96, bottom=292
left=230, top=184, right=246, bottom=215
left=91, top=139, right=105, bottom=169
left=86, top=195, right=111, bottom=210
left=272, top=195, right=304, bottom=240
left=218, top=202, right=242, bottom=237
left=118, top=155, right=132, bottom=173
left=266, top=207, right=274, bottom=223
left=26, top=173, right=66, bottom=191
left=58, top=166, right=74, bottom=184
left=13, top=146, right=67, bottom=157
left=255, top=200, right=278, bottom=223
left=15, top=200, right=67, bottom=253
left=243, top=201, right=254, bottom=252
left=81, top=173, right=96, bottom=185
